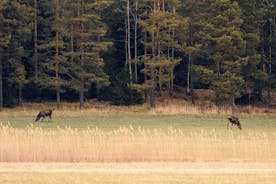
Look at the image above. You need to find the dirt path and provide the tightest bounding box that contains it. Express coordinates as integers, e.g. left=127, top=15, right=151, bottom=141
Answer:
left=0, top=162, right=275, bottom=174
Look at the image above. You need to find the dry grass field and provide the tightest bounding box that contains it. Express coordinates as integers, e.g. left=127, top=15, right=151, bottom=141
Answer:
left=1, top=173, right=275, bottom=184
left=0, top=163, right=276, bottom=184
left=0, top=104, right=275, bottom=183
left=0, top=124, right=275, bottom=162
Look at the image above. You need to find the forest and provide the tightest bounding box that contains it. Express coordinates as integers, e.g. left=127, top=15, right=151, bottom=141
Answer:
left=0, top=0, right=275, bottom=109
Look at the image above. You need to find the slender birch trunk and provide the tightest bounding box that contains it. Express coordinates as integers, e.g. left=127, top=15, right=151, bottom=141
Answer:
left=134, top=0, right=138, bottom=82
left=127, top=0, right=132, bottom=84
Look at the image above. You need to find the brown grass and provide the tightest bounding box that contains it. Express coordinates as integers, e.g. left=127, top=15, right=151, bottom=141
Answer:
left=0, top=100, right=275, bottom=116
left=0, top=124, right=275, bottom=162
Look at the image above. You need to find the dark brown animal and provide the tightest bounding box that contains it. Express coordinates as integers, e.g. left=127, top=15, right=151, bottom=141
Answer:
left=227, top=116, right=242, bottom=130
left=35, top=109, right=52, bottom=122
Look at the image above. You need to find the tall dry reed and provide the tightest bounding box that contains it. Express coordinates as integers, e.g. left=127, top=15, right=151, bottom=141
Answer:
left=0, top=124, right=275, bottom=162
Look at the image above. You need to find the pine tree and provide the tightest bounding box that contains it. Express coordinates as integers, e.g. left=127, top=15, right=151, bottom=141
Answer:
left=198, top=0, right=247, bottom=106
left=38, top=0, right=69, bottom=109
left=34, top=0, right=38, bottom=81
left=0, top=0, right=32, bottom=107
left=0, top=0, right=9, bottom=108
left=259, top=0, right=275, bottom=105
left=237, top=0, right=267, bottom=104
left=135, top=0, right=182, bottom=107
left=178, top=0, right=202, bottom=102
left=67, top=0, right=112, bottom=109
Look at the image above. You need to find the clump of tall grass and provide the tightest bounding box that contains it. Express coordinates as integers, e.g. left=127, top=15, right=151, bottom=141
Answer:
left=0, top=124, right=275, bottom=162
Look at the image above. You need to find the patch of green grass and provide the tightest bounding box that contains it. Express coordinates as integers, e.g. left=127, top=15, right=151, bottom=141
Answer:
left=0, top=173, right=275, bottom=184
left=0, top=114, right=275, bottom=132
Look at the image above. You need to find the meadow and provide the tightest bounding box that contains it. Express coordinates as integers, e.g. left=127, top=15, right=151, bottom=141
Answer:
left=0, top=109, right=275, bottom=183
left=1, top=172, right=276, bottom=184
left=0, top=113, right=275, bottom=162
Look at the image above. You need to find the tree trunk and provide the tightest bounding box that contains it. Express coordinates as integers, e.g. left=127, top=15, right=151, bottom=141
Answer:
left=18, top=83, right=23, bottom=106
left=79, top=81, right=84, bottom=109
left=56, top=86, right=61, bottom=109
left=0, top=48, right=3, bottom=109
left=34, top=0, right=38, bottom=81
left=149, top=0, right=157, bottom=108
left=79, top=0, right=85, bottom=109
left=152, top=0, right=156, bottom=58
left=187, top=1, right=195, bottom=103
left=187, top=54, right=191, bottom=94
left=144, top=31, right=147, bottom=57
left=125, top=18, right=128, bottom=68
left=190, top=54, right=195, bottom=104
left=231, top=97, right=235, bottom=114
left=157, top=1, right=161, bottom=57
left=261, top=46, right=266, bottom=102
left=157, top=1, right=161, bottom=92
left=144, top=32, right=148, bottom=101
left=55, top=0, right=61, bottom=109
left=127, top=0, right=132, bottom=84
left=150, top=86, right=155, bottom=108
left=134, top=0, right=138, bottom=82
left=70, top=23, right=74, bottom=63
left=169, top=68, right=174, bottom=96
left=267, top=17, right=273, bottom=106
left=96, top=80, right=99, bottom=100
left=170, top=7, right=176, bottom=95
left=144, top=31, right=147, bottom=81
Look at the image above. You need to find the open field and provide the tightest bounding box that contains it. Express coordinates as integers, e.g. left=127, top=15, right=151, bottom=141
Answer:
left=0, top=112, right=275, bottom=131
left=0, top=113, right=275, bottom=162
left=0, top=112, right=275, bottom=183
left=1, top=173, right=275, bottom=184
left=0, top=163, right=276, bottom=184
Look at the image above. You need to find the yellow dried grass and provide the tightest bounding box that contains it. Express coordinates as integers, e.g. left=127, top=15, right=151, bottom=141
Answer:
left=0, top=124, right=275, bottom=162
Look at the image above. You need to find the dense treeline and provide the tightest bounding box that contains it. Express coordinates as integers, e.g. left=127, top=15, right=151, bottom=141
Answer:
left=0, top=0, right=275, bottom=109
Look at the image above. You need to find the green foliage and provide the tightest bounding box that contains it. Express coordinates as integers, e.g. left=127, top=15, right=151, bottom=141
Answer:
left=192, top=65, right=213, bottom=85
left=103, top=72, right=143, bottom=105
left=67, top=0, right=112, bottom=92
left=0, top=0, right=275, bottom=107
left=212, top=71, right=245, bottom=104
left=193, top=0, right=249, bottom=104
left=0, top=0, right=33, bottom=107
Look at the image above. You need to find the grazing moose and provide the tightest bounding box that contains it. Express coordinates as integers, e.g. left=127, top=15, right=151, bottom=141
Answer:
left=35, top=109, right=52, bottom=122
left=227, top=116, right=242, bottom=130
